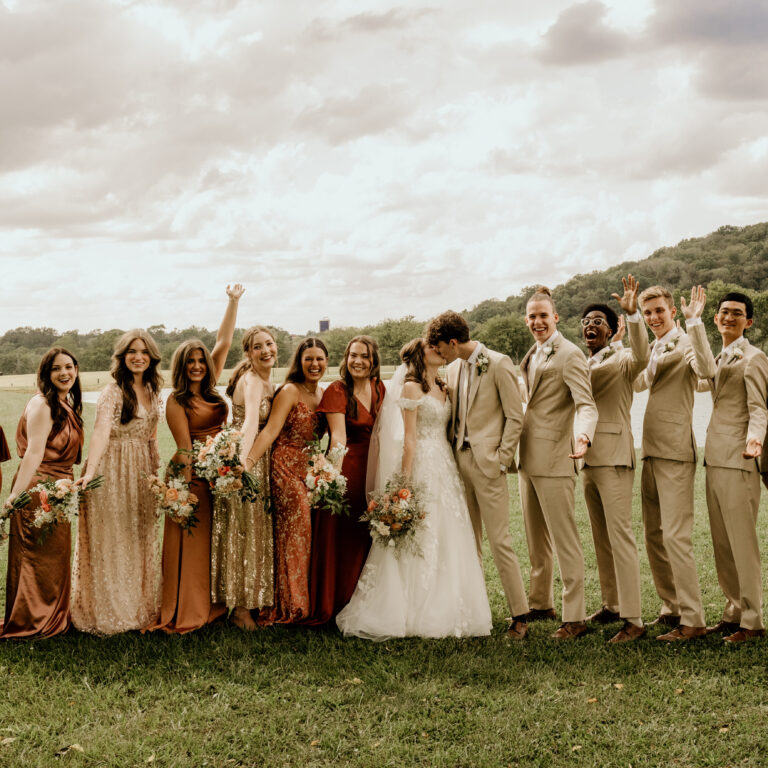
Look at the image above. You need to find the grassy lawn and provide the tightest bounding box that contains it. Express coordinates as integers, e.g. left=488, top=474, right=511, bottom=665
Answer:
left=1, top=389, right=768, bottom=767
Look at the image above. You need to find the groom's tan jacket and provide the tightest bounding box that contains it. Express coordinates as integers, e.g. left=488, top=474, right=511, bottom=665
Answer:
left=446, top=345, right=523, bottom=479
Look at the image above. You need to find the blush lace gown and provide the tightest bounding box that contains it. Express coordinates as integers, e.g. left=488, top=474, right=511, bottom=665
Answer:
left=336, top=394, right=492, bottom=640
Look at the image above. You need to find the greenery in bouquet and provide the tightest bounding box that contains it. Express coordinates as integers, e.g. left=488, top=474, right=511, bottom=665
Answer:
left=146, top=461, right=199, bottom=533
left=305, top=440, right=350, bottom=516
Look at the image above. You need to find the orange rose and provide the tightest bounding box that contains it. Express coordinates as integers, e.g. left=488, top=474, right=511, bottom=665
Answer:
left=218, top=466, right=230, bottom=476
left=367, top=500, right=377, bottom=512
left=165, top=488, right=179, bottom=503
left=390, top=522, right=402, bottom=531
left=398, top=489, right=411, bottom=500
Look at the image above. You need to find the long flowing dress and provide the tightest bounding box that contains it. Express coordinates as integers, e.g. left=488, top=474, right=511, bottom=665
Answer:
left=0, top=401, right=83, bottom=638
left=336, top=395, right=492, bottom=640
left=151, top=396, right=228, bottom=633
left=309, top=379, right=385, bottom=623
left=71, top=383, right=161, bottom=634
left=0, top=426, right=10, bottom=466
left=258, top=402, right=317, bottom=624
left=210, top=400, right=274, bottom=611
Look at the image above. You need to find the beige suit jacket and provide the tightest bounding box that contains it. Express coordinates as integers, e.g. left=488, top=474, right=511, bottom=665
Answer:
left=584, top=318, right=650, bottom=468
left=446, top=344, right=524, bottom=479
left=634, top=323, right=716, bottom=463
left=518, top=335, right=598, bottom=477
left=696, top=339, right=768, bottom=472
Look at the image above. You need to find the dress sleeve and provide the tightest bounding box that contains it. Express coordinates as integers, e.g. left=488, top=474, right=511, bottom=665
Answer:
left=0, top=426, right=10, bottom=463
left=316, top=381, right=348, bottom=415
left=92, top=384, right=122, bottom=446
left=397, top=397, right=424, bottom=411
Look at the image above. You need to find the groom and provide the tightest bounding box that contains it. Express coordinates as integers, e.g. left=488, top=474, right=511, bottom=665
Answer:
left=426, top=311, right=530, bottom=639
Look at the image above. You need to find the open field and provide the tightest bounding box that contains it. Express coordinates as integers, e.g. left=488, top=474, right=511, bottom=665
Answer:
left=1, top=392, right=768, bottom=766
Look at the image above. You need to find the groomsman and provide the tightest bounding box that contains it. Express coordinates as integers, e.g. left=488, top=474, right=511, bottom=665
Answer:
left=580, top=276, right=649, bottom=643
left=696, top=293, right=768, bottom=643
left=519, top=287, right=598, bottom=639
left=635, top=285, right=716, bottom=641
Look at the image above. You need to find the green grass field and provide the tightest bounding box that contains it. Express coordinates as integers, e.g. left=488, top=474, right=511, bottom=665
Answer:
left=1, top=388, right=768, bottom=767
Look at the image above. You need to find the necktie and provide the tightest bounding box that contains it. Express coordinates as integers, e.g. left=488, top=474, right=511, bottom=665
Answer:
left=457, top=361, right=470, bottom=445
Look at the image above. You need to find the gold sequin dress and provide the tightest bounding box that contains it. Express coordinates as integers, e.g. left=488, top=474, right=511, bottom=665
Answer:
left=71, top=383, right=162, bottom=634
left=210, top=400, right=275, bottom=609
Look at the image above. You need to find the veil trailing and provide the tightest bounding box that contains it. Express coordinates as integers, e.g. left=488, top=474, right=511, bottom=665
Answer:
left=365, top=364, right=406, bottom=495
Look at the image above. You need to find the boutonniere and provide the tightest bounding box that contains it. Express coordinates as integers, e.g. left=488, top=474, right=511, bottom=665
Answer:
left=727, top=346, right=745, bottom=364
left=542, top=343, right=557, bottom=363
left=599, top=348, right=616, bottom=363
left=663, top=336, right=680, bottom=354
left=475, top=352, right=490, bottom=376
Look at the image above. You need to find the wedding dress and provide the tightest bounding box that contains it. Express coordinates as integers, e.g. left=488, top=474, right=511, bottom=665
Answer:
left=336, top=369, right=492, bottom=640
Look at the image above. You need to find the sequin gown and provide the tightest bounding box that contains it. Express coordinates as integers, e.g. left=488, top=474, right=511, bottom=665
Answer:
left=151, top=396, right=228, bottom=633
left=71, top=383, right=162, bottom=634
left=1, top=400, right=83, bottom=638
left=210, top=400, right=274, bottom=610
left=259, top=402, right=317, bottom=624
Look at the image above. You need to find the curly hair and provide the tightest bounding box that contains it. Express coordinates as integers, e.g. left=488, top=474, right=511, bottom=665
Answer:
left=425, top=311, right=470, bottom=346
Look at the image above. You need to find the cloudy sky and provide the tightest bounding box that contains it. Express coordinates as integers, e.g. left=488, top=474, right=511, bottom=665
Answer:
left=1, top=0, right=766, bottom=335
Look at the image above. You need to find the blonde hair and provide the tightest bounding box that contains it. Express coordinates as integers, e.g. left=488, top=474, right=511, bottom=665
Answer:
left=526, top=285, right=556, bottom=312
left=638, top=285, right=674, bottom=309
left=226, top=326, right=276, bottom=398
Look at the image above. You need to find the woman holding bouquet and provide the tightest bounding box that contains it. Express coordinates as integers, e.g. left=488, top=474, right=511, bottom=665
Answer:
left=247, top=337, right=328, bottom=624
left=212, top=326, right=277, bottom=630
left=72, top=329, right=164, bottom=634
left=309, top=336, right=385, bottom=623
left=1, top=348, right=84, bottom=638
left=149, top=285, right=243, bottom=633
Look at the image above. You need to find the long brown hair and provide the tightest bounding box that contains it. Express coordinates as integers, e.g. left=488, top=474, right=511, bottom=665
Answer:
left=277, top=337, right=328, bottom=395
left=170, top=339, right=226, bottom=410
left=400, top=338, right=445, bottom=394
left=226, top=326, right=276, bottom=398
left=339, top=335, right=382, bottom=419
left=37, top=347, right=83, bottom=433
left=111, top=329, right=163, bottom=424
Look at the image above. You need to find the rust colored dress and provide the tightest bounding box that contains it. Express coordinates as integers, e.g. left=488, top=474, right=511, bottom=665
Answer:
left=0, top=400, right=83, bottom=639
left=0, top=426, right=10, bottom=465
left=151, top=396, right=228, bottom=633
left=258, top=401, right=317, bottom=624
left=309, top=379, right=385, bottom=623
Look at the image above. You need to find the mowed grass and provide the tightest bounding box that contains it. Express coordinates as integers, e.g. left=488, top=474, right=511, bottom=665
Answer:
left=1, top=390, right=768, bottom=767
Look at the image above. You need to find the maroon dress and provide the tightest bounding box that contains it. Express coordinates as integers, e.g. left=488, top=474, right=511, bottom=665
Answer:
left=309, top=379, right=385, bottom=623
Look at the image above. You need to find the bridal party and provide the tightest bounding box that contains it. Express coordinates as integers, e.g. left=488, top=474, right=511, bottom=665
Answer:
left=1, top=276, right=767, bottom=646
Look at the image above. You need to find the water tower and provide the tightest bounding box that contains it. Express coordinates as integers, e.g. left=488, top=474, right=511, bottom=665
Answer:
left=319, top=317, right=330, bottom=333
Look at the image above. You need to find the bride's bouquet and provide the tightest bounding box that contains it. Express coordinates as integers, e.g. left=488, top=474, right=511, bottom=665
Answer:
left=146, top=463, right=199, bottom=532
left=193, top=427, right=259, bottom=502
left=305, top=441, right=350, bottom=516
left=1, top=475, right=104, bottom=542
left=362, top=473, right=425, bottom=553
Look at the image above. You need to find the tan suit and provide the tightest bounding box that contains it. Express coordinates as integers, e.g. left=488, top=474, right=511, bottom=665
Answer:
left=447, top=344, right=528, bottom=617
left=518, top=334, right=598, bottom=622
left=635, top=323, right=716, bottom=627
left=583, top=318, right=650, bottom=620
left=697, top=339, right=768, bottom=630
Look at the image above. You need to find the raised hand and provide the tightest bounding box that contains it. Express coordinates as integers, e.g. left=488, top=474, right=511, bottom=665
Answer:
left=680, top=285, right=706, bottom=320
left=611, top=274, right=640, bottom=315
left=227, top=283, right=245, bottom=301
left=612, top=314, right=626, bottom=344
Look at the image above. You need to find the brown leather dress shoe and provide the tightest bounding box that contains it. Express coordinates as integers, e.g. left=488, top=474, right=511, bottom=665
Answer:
left=649, top=614, right=680, bottom=627
left=588, top=606, right=621, bottom=624
left=656, top=625, right=706, bottom=642
left=608, top=621, right=646, bottom=643
left=724, top=628, right=765, bottom=644
left=525, top=608, right=558, bottom=622
left=506, top=619, right=529, bottom=640
left=552, top=621, right=588, bottom=640
left=705, top=620, right=740, bottom=635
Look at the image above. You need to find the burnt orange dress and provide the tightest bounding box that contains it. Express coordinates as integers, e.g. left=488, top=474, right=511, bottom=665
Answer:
left=151, top=396, right=228, bottom=633
left=0, top=427, right=10, bottom=465
left=0, top=400, right=83, bottom=639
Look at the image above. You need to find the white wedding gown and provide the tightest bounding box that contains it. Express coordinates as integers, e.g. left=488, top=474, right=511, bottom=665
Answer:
left=336, top=394, right=492, bottom=640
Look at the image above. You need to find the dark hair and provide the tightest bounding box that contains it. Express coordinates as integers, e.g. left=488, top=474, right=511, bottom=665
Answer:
left=277, top=337, right=328, bottom=395
left=339, top=335, right=382, bottom=420
left=581, top=303, right=619, bottom=335
left=527, top=285, right=557, bottom=312
left=400, top=338, right=446, bottom=395
left=226, top=326, right=276, bottom=398
left=425, top=311, right=470, bottom=346
left=717, top=292, right=754, bottom=320
left=170, top=339, right=226, bottom=410
left=111, top=329, right=164, bottom=424
left=37, top=347, right=83, bottom=434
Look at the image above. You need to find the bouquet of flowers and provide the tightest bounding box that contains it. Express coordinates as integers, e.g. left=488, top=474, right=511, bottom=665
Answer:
left=193, top=427, right=259, bottom=502
left=1, top=475, right=104, bottom=542
left=361, top=473, right=425, bottom=553
left=305, top=441, right=350, bottom=516
left=146, top=462, right=199, bottom=532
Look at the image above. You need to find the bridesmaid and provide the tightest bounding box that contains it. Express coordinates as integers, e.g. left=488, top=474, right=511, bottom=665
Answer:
left=212, top=326, right=277, bottom=630
left=72, top=329, right=163, bottom=634
left=248, top=338, right=328, bottom=624
left=150, top=285, right=243, bottom=633
left=0, top=425, right=9, bottom=491
left=310, top=336, right=385, bottom=623
left=1, top=348, right=84, bottom=638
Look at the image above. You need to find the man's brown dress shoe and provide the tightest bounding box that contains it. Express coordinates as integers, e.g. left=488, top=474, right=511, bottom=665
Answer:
left=705, top=620, right=740, bottom=635
left=724, top=628, right=765, bottom=644
left=525, top=608, right=558, bottom=622
left=649, top=614, right=680, bottom=627
left=552, top=621, right=587, bottom=640
left=588, top=606, right=621, bottom=624
left=656, top=625, right=706, bottom=642
left=608, top=621, right=646, bottom=643
left=506, top=618, right=529, bottom=640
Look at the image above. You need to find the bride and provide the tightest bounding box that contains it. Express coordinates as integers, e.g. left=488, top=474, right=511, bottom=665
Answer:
left=336, top=338, right=492, bottom=640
